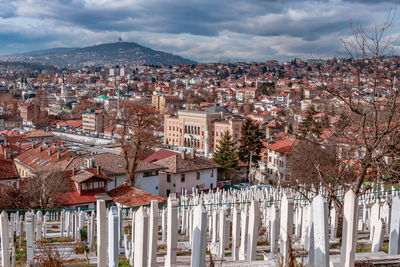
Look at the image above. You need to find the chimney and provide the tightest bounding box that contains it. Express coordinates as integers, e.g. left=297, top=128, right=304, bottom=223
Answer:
left=57, top=152, right=60, bottom=160
left=181, top=151, right=186, bottom=159
left=97, top=165, right=101, bottom=175
left=39, top=146, right=43, bottom=152
left=31, top=143, right=34, bottom=149
left=4, top=148, right=10, bottom=160
left=72, top=169, right=75, bottom=176
left=191, top=149, right=196, bottom=159
left=48, top=150, right=51, bottom=156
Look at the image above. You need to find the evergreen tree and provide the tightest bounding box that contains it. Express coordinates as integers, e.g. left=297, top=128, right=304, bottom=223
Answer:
left=297, top=105, right=322, bottom=139
left=213, top=131, right=238, bottom=179
left=238, top=118, right=265, bottom=180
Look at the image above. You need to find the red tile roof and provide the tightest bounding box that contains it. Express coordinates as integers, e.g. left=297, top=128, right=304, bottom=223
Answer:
left=108, top=184, right=165, bottom=207
left=0, top=157, right=19, bottom=180
left=25, top=130, right=54, bottom=138
left=153, top=154, right=220, bottom=174
left=144, top=149, right=180, bottom=163
left=58, top=191, right=98, bottom=205
left=64, top=153, right=164, bottom=176
left=266, top=139, right=297, bottom=154
left=15, top=143, right=77, bottom=171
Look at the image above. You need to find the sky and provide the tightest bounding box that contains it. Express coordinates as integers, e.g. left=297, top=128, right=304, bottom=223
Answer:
left=0, top=0, right=399, bottom=62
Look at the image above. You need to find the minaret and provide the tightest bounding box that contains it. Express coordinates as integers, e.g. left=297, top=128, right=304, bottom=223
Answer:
left=204, top=123, right=210, bottom=158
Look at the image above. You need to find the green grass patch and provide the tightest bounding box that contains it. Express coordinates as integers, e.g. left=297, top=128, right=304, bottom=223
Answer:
left=356, top=244, right=371, bottom=253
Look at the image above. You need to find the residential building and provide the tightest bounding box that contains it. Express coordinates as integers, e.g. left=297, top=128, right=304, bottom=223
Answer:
left=25, top=130, right=55, bottom=143
left=153, top=152, right=219, bottom=197
left=0, top=148, right=20, bottom=186
left=152, top=93, right=184, bottom=113
left=14, top=142, right=77, bottom=178
left=164, top=105, right=244, bottom=156
left=82, top=110, right=104, bottom=133
left=263, top=139, right=296, bottom=185
left=18, top=103, right=34, bottom=125
left=64, top=153, right=165, bottom=196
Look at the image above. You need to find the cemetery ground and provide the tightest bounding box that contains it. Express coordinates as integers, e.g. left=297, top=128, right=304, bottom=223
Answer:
left=3, top=187, right=400, bottom=267
left=7, top=213, right=400, bottom=266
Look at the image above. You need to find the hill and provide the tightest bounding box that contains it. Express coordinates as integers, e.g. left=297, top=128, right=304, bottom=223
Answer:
left=1, top=42, right=196, bottom=66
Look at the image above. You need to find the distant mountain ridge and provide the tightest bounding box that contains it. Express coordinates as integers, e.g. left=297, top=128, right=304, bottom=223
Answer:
left=2, top=42, right=196, bottom=66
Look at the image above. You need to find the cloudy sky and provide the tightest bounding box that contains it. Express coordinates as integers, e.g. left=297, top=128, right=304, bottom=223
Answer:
left=0, top=0, right=399, bottom=62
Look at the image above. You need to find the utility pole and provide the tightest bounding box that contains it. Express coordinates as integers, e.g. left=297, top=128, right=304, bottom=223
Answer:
left=249, top=151, right=253, bottom=185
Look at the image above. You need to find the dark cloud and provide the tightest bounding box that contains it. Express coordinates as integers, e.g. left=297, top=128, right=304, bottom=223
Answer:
left=0, top=0, right=399, bottom=61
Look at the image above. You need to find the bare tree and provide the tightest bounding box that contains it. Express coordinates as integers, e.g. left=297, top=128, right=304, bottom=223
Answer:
left=112, top=100, right=160, bottom=186
left=302, top=10, right=400, bottom=195
left=23, top=170, right=71, bottom=209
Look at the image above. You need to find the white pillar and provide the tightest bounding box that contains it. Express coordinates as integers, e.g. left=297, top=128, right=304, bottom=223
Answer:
left=389, top=195, right=400, bottom=254
left=312, top=195, right=329, bottom=267
left=231, top=205, right=240, bottom=260
left=247, top=200, right=260, bottom=261
left=280, top=193, right=294, bottom=264
left=239, top=204, right=249, bottom=260
left=340, top=190, right=358, bottom=267
left=191, top=204, right=207, bottom=267
left=0, top=211, right=10, bottom=267
left=371, top=218, right=385, bottom=252
left=165, top=193, right=178, bottom=267
left=148, top=200, right=159, bottom=267
left=218, top=208, right=226, bottom=259
left=108, top=207, right=119, bottom=267
left=134, top=207, right=149, bottom=267
left=26, top=212, right=34, bottom=266
left=97, top=199, right=107, bottom=267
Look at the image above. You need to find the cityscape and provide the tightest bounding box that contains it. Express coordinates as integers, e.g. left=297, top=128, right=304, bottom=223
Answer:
left=0, top=0, right=399, bottom=266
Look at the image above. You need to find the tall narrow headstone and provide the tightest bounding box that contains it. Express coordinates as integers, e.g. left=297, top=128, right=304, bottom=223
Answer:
left=148, top=200, right=158, bottom=267
left=0, top=211, right=10, bottom=267
left=370, top=203, right=381, bottom=242
left=108, top=207, right=119, bottom=267
left=36, top=215, right=42, bottom=241
left=218, top=208, right=226, bottom=258
left=134, top=207, right=149, bottom=267
left=97, top=199, right=107, bottom=267
left=165, top=193, right=178, bottom=267
left=330, top=205, right=338, bottom=240
left=26, top=213, right=34, bottom=266
left=231, top=205, right=241, bottom=260
left=389, top=195, right=400, bottom=254
left=340, top=190, right=358, bottom=267
left=280, top=193, right=294, bottom=264
left=191, top=204, right=207, bottom=267
left=371, top=218, right=385, bottom=252
left=89, top=212, right=95, bottom=251
left=270, top=203, right=280, bottom=257
left=247, top=200, right=260, bottom=261
left=239, top=204, right=249, bottom=260
left=60, top=210, right=65, bottom=237
left=312, top=195, right=329, bottom=267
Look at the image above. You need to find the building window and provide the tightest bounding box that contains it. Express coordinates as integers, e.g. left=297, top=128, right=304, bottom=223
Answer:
left=181, top=174, right=185, bottom=182
left=167, top=189, right=171, bottom=196
left=156, top=186, right=158, bottom=190
left=211, top=170, right=214, bottom=177
left=173, top=183, right=176, bottom=188
left=167, top=174, right=171, bottom=183
left=210, top=183, right=213, bottom=189
left=196, top=171, right=200, bottom=180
